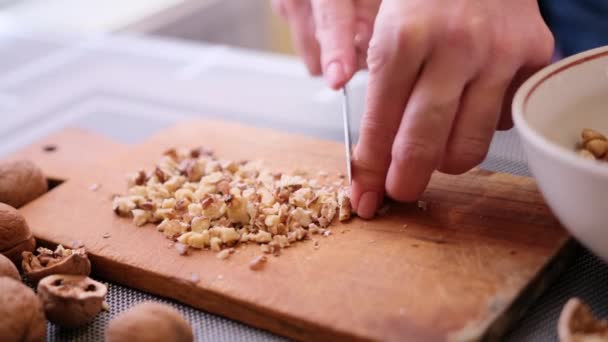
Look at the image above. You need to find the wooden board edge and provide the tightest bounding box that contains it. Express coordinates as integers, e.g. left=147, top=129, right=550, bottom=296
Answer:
left=4, top=127, right=125, bottom=181
left=449, top=237, right=579, bottom=342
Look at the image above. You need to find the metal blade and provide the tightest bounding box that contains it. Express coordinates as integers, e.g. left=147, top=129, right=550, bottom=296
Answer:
left=341, top=86, right=353, bottom=185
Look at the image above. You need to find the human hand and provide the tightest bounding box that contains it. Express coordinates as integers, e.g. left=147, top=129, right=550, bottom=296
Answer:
left=350, top=0, right=554, bottom=218
left=274, top=0, right=554, bottom=219
left=271, top=0, right=381, bottom=88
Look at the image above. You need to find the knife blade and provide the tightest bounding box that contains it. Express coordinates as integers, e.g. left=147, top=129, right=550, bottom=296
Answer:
left=341, top=86, right=353, bottom=185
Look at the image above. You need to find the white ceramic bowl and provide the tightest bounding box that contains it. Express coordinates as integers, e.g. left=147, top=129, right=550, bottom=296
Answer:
left=513, top=46, right=608, bottom=262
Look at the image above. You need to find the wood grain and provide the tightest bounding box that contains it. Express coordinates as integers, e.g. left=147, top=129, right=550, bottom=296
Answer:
left=12, top=120, right=572, bottom=341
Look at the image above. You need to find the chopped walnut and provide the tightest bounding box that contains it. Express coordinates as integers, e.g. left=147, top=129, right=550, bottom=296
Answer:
left=131, top=209, right=151, bottom=227
left=112, top=147, right=355, bottom=257
left=338, top=190, right=352, bottom=221
left=216, top=248, right=235, bottom=260
left=249, top=255, right=267, bottom=271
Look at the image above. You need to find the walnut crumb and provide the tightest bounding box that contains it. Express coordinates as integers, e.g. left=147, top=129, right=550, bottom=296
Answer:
left=71, top=240, right=84, bottom=249
left=377, top=203, right=390, bottom=216
left=103, top=233, right=111, bottom=239
left=249, top=255, right=267, bottom=271
left=102, top=301, right=110, bottom=312
left=175, top=242, right=189, bottom=256
left=189, top=273, right=200, bottom=284
left=417, top=200, right=428, bottom=211
left=112, top=146, right=358, bottom=258
left=216, top=248, right=235, bottom=260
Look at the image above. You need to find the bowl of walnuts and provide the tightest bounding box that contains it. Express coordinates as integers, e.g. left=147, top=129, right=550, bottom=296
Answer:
left=512, top=46, right=608, bottom=262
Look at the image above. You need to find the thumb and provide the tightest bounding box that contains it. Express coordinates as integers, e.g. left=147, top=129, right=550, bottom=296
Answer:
left=311, top=0, right=357, bottom=89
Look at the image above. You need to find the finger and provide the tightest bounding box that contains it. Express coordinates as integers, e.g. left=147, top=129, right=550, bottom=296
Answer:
left=497, top=66, right=542, bottom=130
left=270, top=0, right=287, bottom=18
left=497, top=67, right=530, bottom=130
left=439, top=73, right=511, bottom=174
left=353, top=0, right=381, bottom=70
left=499, top=28, right=554, bottom=130
left=278, top=0, right=322, bottom=75
left=351, top=3, right=430, bottom=218
left=311, top=0, right=357, bottom=89
left=386, top=54, right=471, bottom=202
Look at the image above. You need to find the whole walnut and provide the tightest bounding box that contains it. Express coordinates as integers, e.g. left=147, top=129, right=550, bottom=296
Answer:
left=0, top=160, right=48, bottom=208
left=0, top=203, right=36, bottom=265
left=106, top=302, right=193, bottom=342
left=0, top=253, right=20, bottom=280
left=0, top=276, right=46, bottom=342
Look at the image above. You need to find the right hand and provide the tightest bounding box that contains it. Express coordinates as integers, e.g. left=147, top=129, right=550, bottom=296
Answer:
left=271, top=0, right=381, bottom=88
left=273, top=0, right=554, bottom=220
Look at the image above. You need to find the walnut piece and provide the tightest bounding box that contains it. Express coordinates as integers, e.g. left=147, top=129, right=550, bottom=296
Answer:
left=22, top=245, right=91, bottom=285
left=249, top=255, right=267, bottom=271
left=37, top=274, right=107, bottom=328
left=112, top=147, right=355, bottom=258
left=558, top=298, right=608, bottom=342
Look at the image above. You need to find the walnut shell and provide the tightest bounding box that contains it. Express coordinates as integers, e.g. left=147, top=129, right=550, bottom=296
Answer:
left=23, top=246, right=91, bottom=285
left=0, top=160, right=48, bottom=208
left=0, top=203, right=35, bottom=265
left=0, top=276, right=46, bottom=342
left=558, top=298, right=608, bottom=342
left=37, top=274, right=107, bottom=328
left=106, top=301, right=193, bottom=342
left=0, top=253, right=19, bottom=280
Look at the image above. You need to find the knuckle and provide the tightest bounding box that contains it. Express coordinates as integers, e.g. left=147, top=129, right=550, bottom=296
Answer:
left=312, top=0, right=347, bottom=31
left=366, top=37, right=389, bottom=75
left=490, top=37, right=520, bottom=65
left=391, top=140, right=438, bottom=170
left=367, top=21, right=424, bottom=75
left=534, top=29, right=555, bottom=64
left=441, top=136, right=489, bottom=174
left=357, top=119, right=394, bottom=165
left=415, top=96, right=460, bottom=123
left=443, top=17, right=482, bottom=50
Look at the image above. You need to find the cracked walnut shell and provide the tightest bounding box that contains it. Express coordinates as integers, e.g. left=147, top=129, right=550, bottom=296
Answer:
left=106, top=301, right=193, bottom=342
left=22, top=245, right=91, bottom=285
left=558, top=298, right=608, bottom=342
left=0, top=160, right=48, bottom=208
left=37, top=274, right=107, bottom=328
left=0, top=203, right=36, bottom=265
left=0, top=276, right=46, bottom=342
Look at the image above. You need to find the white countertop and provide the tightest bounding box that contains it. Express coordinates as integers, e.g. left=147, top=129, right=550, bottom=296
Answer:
left=0, top=0, right=190, bottom=32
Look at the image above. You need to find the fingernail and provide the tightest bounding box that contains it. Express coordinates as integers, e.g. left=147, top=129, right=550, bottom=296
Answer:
left=357, top=191, right=378, bottom=219
left=324, top=61, right=344, bottom=89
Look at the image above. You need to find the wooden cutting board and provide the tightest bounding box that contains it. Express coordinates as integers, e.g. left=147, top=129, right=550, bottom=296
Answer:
left=10, top=120, right=574, bottom=341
